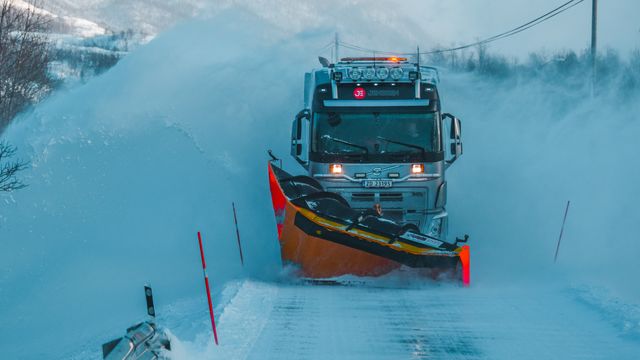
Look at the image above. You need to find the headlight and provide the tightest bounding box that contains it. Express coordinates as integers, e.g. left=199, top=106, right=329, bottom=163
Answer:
left=349, top=68, right=362, bottom=80
left=411, top=164, right=424, bottom=174
left=363, top=68, right=376, bottom=80
left=426, top=218, right=443, bottom=238
left=376, top=67, right=389, bottom=80
left=390, top=67, right=403, bottom=80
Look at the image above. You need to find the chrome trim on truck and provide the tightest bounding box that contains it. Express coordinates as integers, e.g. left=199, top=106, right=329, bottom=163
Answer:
left=314, top=173, right=441, bottom=182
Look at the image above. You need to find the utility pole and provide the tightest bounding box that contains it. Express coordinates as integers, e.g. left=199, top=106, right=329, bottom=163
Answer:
left=334, top=32, right=339, bottom=63
left=591, top=0, right=597, bottom=95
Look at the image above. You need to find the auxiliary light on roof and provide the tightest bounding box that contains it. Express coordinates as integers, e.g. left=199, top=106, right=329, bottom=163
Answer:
left=376, top=67, right=390, bottom=80
left=348, top=68, right=362, bottom=80
left=363, top=68, right=376, bottom=80
left=390, top=67, right=403, bottom=80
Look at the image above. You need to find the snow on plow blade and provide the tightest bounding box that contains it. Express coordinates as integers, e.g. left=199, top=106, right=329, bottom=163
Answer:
left=268, top=161, right=470, bottom=285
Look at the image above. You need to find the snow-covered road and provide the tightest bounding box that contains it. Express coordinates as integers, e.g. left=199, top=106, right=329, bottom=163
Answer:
left=169, top=279, right=640, bottom=359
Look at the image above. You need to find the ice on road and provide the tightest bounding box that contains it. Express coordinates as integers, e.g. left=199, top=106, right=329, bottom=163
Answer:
left=171, top=280, right=640, bottom=359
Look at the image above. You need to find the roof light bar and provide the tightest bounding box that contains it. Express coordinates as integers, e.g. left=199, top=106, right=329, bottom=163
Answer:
left=340, top=57, right=408, bottom=63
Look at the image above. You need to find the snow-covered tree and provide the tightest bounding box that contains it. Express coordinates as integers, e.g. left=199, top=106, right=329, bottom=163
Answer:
left=0, top=0, right=52, bottom=131
left=0, top=141, right=28, bottom=192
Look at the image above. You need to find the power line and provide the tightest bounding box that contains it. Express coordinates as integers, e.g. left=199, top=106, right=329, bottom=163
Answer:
left=437, top=0, right=586, bottom=54
left=317, top=41, right=334, bottom=53
left=336, top=0, right=585, bottom=56
left=340, top=0, right=584, bottom=55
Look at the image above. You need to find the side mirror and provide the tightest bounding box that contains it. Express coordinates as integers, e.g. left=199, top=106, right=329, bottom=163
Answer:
left=291, top=119, right=302, bottom=156
left=291, top=109, right=310, bottom=166
left=442, top=113, right=463, bottom=166
left=318, top=56, right=331, bottom=68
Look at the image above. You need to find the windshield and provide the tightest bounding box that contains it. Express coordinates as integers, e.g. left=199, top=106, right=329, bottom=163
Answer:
left=312, top=111, right=441, bottom=161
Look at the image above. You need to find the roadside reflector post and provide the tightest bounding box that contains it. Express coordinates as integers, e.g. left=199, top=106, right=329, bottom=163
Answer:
left=554, top=201, right=571, bottom=263
left=197, top=231, right=219, bottom=345
left=144, top=285, right=156, bottom=320
left=232, top=202, right=245, bottom=266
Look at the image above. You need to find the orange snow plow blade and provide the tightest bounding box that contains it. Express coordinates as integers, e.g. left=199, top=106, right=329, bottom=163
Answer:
left=268, top=161, right=470, bottom=284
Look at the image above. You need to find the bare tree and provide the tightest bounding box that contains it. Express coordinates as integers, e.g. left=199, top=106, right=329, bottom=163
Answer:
left=0, top=141, right=28, bottom=192
left=0, top=0, right=52, bottom=131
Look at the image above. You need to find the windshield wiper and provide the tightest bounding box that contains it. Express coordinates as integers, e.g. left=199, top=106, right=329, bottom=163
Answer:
left=376, top=136, right=426, bottom=157
left=322, top=135, right=369, bottom=155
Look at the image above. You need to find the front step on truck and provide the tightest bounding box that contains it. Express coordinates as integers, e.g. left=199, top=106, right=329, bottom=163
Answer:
left=268, top=54, right=469, bottom=285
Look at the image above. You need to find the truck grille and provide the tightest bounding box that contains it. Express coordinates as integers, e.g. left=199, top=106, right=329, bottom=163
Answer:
left=350, top=193, right=403, bottom=202
left=380, top=193, right=403, bottom=202
left=351, top=193, right=375, bottom=202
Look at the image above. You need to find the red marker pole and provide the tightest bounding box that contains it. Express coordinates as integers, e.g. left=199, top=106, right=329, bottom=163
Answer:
left=197, top=231, right=219, bottom=345
left=232, top=202, right=245, bottom=266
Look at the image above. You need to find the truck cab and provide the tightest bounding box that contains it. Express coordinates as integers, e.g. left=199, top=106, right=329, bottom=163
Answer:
left=291, top=57, right=462, bottom=244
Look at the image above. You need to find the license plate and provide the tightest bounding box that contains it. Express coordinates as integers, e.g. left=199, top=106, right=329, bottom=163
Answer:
left=362, top=180, right=393, bottom=188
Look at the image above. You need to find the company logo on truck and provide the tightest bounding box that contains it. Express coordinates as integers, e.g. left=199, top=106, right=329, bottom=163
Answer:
left=368, top=89, right=400, bottom=97
left=352, top=87, right=402, bottom=100
left=353, top=87, right=366, bottom=99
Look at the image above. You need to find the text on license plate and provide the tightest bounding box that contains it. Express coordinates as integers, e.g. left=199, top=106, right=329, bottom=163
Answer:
left=361, top=180, right=393, bottom=188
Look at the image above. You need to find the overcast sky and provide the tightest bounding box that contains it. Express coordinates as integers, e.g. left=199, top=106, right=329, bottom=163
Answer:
left=394, top=0, right=640, bottom=58
left=38, top=0, right=640, bottom=59
left=249, top=0, right=640, bottom=60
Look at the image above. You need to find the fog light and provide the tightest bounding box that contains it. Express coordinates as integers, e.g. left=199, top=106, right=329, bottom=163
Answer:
left=426, top=218, right=442, bottom=238
left=330, top=164, right=343, bottom=174
left=411, top=164, right=424, bottom=174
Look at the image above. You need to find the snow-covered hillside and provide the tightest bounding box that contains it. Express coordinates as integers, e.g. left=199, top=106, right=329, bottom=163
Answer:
left=11, top=0, right=107, bottom=37
left=1, top=2, right=639, bottom=359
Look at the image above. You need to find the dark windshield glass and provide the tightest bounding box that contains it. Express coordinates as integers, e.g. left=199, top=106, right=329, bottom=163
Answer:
left=312, top=112, right=441, bottom=158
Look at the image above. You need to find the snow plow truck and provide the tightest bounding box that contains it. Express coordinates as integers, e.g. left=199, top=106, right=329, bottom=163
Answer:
left=268, top=55, right=470, bottom=285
